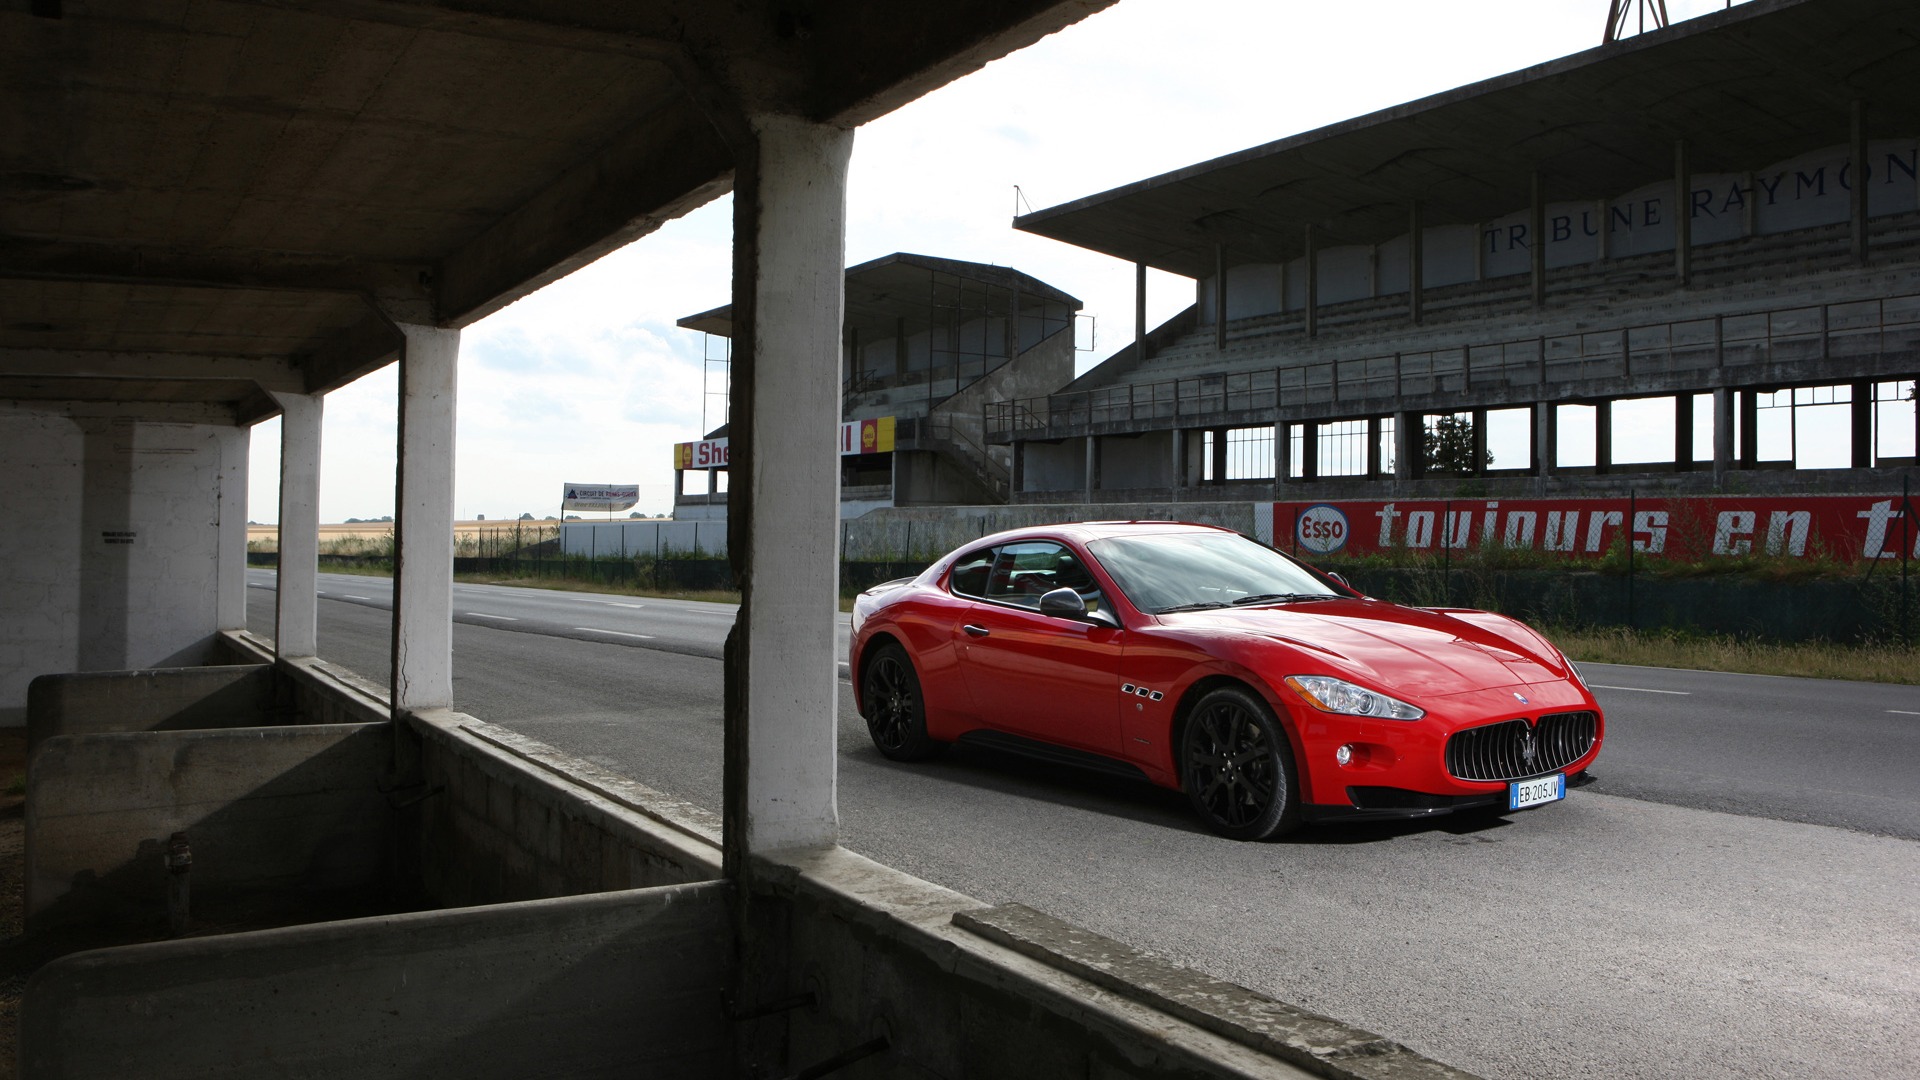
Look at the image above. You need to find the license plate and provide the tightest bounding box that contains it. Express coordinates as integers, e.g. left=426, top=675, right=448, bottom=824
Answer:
left=1508, top=773, right=1566, bottom=810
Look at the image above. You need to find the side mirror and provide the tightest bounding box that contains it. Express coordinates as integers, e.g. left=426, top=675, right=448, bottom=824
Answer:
left=1038, top=586, right=1087, bottom=619
left=1327, top=571, right=1350, bottom=589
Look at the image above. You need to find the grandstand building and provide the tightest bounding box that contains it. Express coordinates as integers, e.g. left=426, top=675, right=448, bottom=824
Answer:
left=671, top=252, right=1080, bottom=520
left=1002, top=0, right=1919, bottom=510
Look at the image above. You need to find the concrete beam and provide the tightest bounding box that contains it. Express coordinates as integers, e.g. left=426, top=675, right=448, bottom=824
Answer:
left=0, top=239, right=422, bottom=298
left=391, top=324, right=460, bottom=713
left=724, top=114, right=851, bottom=866
left=272, top=392, right=324, bottom=659
left=0, top=350, right=308, bottom=394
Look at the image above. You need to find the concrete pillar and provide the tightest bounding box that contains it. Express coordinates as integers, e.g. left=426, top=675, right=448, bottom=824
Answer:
left=1084, top=435, right=1098, bottom=501
left=1535, top=402, right=1555, bottom=478
left=1303, top=225, right=1319, bottom=339
left=1213, top=244, right=1227, bottom=353
left=1530, top=172, right=1546, bottom=307
left=724, top=113, right=851, bottom=866
left=271, top=392, right=323, bottom=659
left=1408, top=202, right=1424, bottom=325
left=391, top=323, right=459, bottom=713
left=1675, top=394, right=1695, bottom=472
left=1394, top=411, right=1418, bottom=481
left=1713, top=387, right=1734, bottom=484
left=1298, top=422, right=1317, bottom=482
left=1134, top=262, right=1147, bottom=361
left=1852, top=100, right=1869, bottom=266
left=1595, top=399, right=1613, bottom=475
left=1851, top=379, right=1873, bottom=467
left=1675, top=140, right=1692, bottom=287
left=1170, top=428, right=1186, bottom=495
left=215, top=423, right=251, bottom=632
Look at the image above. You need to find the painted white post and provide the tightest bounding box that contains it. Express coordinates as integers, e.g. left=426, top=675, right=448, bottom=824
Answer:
left=730, top=114, right=851, bottom=859
left=271, top=392, right=323, bottom=658
left=215, top=423, right=251, bottom=632
left=392, top=324, right=460, bottom=713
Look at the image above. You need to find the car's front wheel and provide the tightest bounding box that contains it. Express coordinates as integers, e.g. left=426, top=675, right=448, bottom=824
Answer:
left=1180, top=685, right=1300, bottom=840
left=861, top=643, right=942, bottom=761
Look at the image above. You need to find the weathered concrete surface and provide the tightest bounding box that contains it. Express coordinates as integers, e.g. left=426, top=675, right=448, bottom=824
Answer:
left=956, top=903, right=1482, bottom=1080
left=25, top=664, right=280, bottom=754
left=402, top=710, right=723, bottom=907
left=25, top=723, right=392, bottom=931
left=20, top=880, right=733, bottom=1080
left=752, top=844, right=1343, bottom=1080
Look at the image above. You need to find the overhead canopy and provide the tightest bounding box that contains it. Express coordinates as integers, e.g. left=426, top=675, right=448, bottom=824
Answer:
left=677, top=251, right=1081, bottom=339
left=1, top=0, right=1112, bottom=423
left=1014, top=0, right=1920, bottom=278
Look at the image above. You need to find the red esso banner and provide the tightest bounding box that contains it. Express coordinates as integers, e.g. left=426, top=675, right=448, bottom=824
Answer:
left=1278, top=496, right=1920, bottom=563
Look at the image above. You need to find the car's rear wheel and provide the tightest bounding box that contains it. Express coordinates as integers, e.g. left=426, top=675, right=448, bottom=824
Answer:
left=862, top=643, right=942, bottom=761
left=1180, top=685, right=1300, bottom=840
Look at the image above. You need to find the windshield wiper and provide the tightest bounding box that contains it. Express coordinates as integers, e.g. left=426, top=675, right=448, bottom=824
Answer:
left=1230, top=592, right=1336, bottom=606
left=1156, top=601, right=1228, bottom=614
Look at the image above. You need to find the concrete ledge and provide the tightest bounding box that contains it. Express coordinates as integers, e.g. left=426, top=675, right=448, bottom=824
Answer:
left=955, top=903, right=1481, bottom=1080
left=26, top=664, right=281, bottom=754
left=21, top=880, right=733, bottom=1080
left=753, top=844, right=1365, bottom=1079
left=26, top=723, right=393, bottom=930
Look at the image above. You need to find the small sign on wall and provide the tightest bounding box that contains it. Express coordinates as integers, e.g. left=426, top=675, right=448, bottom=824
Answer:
left=101, top=530, right=136, bottom=545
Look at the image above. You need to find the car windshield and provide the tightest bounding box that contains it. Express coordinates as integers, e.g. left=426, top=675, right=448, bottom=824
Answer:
left=1086, top=531, right=1338, bottom=615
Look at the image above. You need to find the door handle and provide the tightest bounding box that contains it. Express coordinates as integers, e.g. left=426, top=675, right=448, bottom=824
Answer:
left=963, top=624, right=989, bottom=638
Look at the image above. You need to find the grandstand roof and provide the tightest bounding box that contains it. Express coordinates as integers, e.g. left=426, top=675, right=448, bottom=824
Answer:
left=1014, top=0, right=1920, bottom=279
left=677, top=251, right=1081, bottom=337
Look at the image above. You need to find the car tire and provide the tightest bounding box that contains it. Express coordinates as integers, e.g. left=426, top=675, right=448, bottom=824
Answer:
left=1180, top=685, right=1300, bottom=840
left=862, top=643, right=942, bottom=761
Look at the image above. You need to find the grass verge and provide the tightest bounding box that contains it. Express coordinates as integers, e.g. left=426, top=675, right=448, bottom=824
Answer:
left=1549, top=626, right=1920, bottom=684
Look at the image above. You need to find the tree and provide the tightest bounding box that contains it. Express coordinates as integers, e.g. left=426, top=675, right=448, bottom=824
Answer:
left=518, top=513, right=534, bottom=521
left=1422, top=413, right=1492, bottom=476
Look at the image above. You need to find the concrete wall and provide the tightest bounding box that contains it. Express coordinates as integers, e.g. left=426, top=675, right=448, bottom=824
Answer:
left=0, top=407, right=244, bottom=725
left=26, top=664, right=282, bottom=754
left=25, top=722, right=394, bottom=931
left=401, top=710, right=723, bottom=907
left=1201, top=138, right=1920, bottom=321
left=21, top=881, right=733, bottom=1080
left=561, top=518, right=729, bottom=558
left=1098, top=431, right=1177, bottom=489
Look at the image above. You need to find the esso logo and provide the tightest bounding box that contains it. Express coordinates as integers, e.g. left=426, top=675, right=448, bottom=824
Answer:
left=1296, top=504, right=1349, bottom=555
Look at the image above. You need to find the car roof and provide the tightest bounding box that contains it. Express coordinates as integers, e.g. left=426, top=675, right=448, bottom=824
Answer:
left=964, top=520, right=1240, bottom=549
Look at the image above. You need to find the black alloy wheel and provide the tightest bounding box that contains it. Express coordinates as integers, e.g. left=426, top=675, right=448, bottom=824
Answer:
left=1180, top=685, right=1300, bottom=840
left=861, top=643, right=941, bottom=761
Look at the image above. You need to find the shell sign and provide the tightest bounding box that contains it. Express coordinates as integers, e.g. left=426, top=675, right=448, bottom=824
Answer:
left=838, top=417, right=895, bottom=456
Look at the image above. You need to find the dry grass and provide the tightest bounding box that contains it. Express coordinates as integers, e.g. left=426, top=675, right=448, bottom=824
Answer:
left=1551, top=626, right=1920, bottom=684
left=453, top=572, right=740, bottom=606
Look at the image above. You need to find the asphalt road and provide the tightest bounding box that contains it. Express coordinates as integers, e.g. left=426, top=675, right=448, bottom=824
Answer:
left=248, top=571, right=1920, bottom=1080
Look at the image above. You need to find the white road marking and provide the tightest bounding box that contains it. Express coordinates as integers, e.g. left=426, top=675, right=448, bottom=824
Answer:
left=1889, top=709, right=1920, bottom=716
left=465, top=612, right=517, bottom=621
left=1591, top=684, right=1691, bottom=695
left=573, top=627, right=654, bottom=639
left=343, top=595, right=371, bottom=601
left=578, top=599, right=646, bottom=608
left=247, top=582, right=274, bottom=589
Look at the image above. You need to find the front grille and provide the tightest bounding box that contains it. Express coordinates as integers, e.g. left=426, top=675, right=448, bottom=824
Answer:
left=1445, top=711, right=1597, bottom=782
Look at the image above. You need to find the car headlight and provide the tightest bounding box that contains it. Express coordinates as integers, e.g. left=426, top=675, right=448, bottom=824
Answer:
left=1284, top=675, right=1424, bottom=720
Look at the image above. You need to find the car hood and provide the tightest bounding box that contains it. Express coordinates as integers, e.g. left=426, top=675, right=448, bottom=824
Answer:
left=1160, top=599, right=1570, bottom=699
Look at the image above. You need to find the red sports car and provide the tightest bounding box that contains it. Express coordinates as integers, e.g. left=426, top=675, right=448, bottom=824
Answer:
left=850, top=521, right=1603, bottom=840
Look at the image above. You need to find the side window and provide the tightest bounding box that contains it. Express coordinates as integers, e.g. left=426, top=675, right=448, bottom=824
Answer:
left=948, top=548, right=993, bottom=599
left=984, top=541, right=1103, bottom=613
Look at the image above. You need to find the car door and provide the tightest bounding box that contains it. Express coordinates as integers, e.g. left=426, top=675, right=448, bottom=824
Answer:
left=951, top=540, right=1124, bottom=756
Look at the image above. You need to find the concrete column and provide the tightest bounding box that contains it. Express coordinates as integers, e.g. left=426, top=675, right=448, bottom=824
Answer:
left=1394, top=411, right=1418, bottom=481
left=391, top=323, right=459, bottom=713
left=1213, top=244, right=1227, bottom=353
left=1675, top=394, right=1695, bottom=472
left=1535, top=402, right=1555, bottom=478
left=1134, top=261, right=1148, bottom=363
left=1675, top=140, right=1692, bottom=287
left=1595, top=399, right=1614, bottom=475
left=1084, top=435, right=1098, bottom=500
left=1713, top=386, right=1734, bottom=483
left=1530, top=172, right=1546, bottom=307
left=1303, top=225, right=1319, bottom=339
left=1170, top=428, right=1186, bottom=495
left=1851, top=379, right=1873, bottom=467
left=271, top=392, right=323, bottom=659
left=1408, top=202, right=1424, bottom=325
left=724, top=114, right=851, bottom=865
left=1851, top=100, right=1869, bottom=266
left=1298, top=422, right=1317, bottom=482
left=215, top=423, right=250, bottom=632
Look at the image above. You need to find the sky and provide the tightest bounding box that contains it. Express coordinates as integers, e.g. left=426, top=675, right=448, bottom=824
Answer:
left=245, top=0, right=1756, bottom=525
